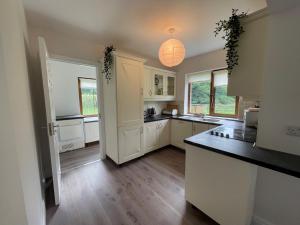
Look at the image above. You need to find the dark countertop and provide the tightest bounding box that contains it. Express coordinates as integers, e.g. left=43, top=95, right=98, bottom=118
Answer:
left=144, top=114, right=172, bottom=123
left=144, top=114, right=243, bottom=126
left=56, top=115, right=84, bottom=121
left=184, top=128, right=300, bottom=179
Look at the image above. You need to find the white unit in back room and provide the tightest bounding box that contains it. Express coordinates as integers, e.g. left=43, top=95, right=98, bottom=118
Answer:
left=57, top=119, right=85, bottom=152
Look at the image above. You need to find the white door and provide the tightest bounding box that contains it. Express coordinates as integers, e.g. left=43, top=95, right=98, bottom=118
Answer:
left=119, top=125, right=144, bottom=163
left=116, top=57, right=144, bottom=127
left=158, top=120, right=170, bottom=148
left=96, top=63, right=106, bottom=159
left=171, top=120, right=193, bottom=149
left=38, top=37, right=61, bottom=205
left=144, top=122, right=159, bottom=153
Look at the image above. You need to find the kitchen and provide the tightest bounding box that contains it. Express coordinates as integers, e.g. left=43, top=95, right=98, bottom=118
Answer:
left=2, top=1, right=300, bottom=225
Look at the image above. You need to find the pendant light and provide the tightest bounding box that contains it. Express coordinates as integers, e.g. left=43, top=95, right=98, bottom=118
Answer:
left=159, top=28, right=185, bottom=67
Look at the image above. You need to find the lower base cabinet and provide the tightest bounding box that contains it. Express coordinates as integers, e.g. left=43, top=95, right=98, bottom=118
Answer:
left=158, top=119, right=170, bottom=148
left=185, top=144, right=257, bottom=225
left=84, top=122, right=99, bottom=143
left=118, top=124, right=144, bottom=163
left=144, top=120, right=170, bottom=153
left=144, top=122, right=160, bottom=153
left=171, top=120, right=193, bottom=150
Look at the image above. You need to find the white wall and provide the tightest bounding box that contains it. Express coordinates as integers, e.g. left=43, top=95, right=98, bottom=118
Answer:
left=144, top=102, right=167, bottom=115
left=0, top=0, right=45, bottom=224
left=254, top=3, right=300, bottom=225
left=49, top=59, right=97, bottom=116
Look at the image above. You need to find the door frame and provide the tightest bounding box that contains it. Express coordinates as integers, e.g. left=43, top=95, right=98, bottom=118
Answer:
left=50, top=54, right=106, bottom=159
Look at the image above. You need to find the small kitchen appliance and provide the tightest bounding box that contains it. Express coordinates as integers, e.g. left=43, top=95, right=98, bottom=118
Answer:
left=162, top=109, right=178, bottom=116
left=146, top=107, right=156, bottom=117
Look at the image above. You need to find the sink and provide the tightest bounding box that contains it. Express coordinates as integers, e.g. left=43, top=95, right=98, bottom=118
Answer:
left=202, top=118, right=220, bottom=123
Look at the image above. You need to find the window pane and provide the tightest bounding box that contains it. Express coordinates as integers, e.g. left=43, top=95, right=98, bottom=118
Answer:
left=213, top=70, right=236, bottom=115
left=190, top=81, right=211, bottom=114
left=80, top=79, right=98, bottom=116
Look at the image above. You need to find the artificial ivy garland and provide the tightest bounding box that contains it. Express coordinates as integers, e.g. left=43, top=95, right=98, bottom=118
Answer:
left=103, top=45, right=115, bottom=82
left=214, top=9, right=247, bottom=75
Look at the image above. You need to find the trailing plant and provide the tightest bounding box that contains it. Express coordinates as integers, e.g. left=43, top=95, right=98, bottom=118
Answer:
left=214, top=9, right=247, bottom=75
left=103, top=45, right=115, bottom=82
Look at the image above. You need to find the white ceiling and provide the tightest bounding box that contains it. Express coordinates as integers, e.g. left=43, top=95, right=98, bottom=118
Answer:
left=23, top=0, right=266, bottom=59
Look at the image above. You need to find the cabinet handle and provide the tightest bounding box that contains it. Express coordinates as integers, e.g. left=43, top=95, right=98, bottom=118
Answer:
left=149, top=90, right=152, bottom=96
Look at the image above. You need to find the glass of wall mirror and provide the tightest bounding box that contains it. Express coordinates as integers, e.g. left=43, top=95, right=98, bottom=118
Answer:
left=154, top=74, right=164, bottom=96
left=167, top=76, right=175, bottom=96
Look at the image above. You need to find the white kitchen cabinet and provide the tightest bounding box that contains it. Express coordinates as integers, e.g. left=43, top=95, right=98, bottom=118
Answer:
left=158, top=119, right=170, bottom=148
left=192, top=122, right=209, bottom=135
left=144, top=122, right=159, bottom=153
left=143, top=67, right=153, bottom=98
left=103, top=52, right=145, bottom=164
left=185, top=144, right=257, bottom=225
left=228, top=9, right=268, bottom=99
left=118, top=125, right=144, bottom=164
left=84, top=122, right=99, bottom=143
left=164, top=74, right=176, bottom=100
left=171, top=120, right=193, bottom=150
left=57, top=118, right=85, bottom=152
left=144, top=66, right=176, bottom=101
left=144, top=119, right=170, bottom=153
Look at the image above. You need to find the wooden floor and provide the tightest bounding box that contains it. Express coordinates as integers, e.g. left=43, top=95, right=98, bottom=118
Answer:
left=47, top=147, right=218, bottom=225
left=60, top=143, right=100, bottom=173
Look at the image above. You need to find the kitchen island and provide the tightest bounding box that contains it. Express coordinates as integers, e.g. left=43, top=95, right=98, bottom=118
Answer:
left=184, top=124, right=300, bottom=225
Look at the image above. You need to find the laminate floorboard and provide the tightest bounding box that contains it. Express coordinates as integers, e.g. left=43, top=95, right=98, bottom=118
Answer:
left=47, top=147, right=219, bottom=225
left=60, top=144, right=100, bottom=173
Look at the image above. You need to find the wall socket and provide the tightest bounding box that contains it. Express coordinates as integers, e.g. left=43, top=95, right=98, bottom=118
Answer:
left=286, top=126, right=300, bottom=137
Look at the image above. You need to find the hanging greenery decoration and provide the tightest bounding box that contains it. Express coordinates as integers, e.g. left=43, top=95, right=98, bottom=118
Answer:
left=214, top=9, right=247, bottom=75
left=103, top=45, right=115, bottom=82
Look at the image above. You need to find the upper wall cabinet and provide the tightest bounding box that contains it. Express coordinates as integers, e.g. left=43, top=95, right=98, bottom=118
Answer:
left=144, top=66, right=176, bottom=101
left=228, top=9, right=268, bottom=99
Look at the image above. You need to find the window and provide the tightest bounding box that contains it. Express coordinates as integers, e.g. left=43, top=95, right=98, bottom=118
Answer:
left=188, top=69, right=239, bottom=117
left=78, top=78, right=98, bottom=116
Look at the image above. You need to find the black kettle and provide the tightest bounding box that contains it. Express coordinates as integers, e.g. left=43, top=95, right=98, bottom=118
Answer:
left=147, top=107, right=156, bottom=117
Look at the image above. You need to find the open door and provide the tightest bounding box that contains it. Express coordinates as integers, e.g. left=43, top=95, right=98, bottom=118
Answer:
left=96, top=63, right=106, bottom=159
left=38, top=37, right=61, bottom=205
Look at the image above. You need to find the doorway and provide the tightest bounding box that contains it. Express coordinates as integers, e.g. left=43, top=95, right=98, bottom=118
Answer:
left=48, top=56, right=105, bottom=173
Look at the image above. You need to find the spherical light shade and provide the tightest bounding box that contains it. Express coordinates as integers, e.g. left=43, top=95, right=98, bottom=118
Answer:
left=159, top=38, right=185, bottom=67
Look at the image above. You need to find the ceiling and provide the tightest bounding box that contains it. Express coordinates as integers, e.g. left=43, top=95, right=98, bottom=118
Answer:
left=23, top=0, right=266, bottom=59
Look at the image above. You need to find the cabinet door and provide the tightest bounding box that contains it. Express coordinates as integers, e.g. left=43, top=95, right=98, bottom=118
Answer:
left=171, top=120, right=193, bottom=150
left=192, top=123, right=209, bottom=135
left=84, top=122, right=99, bottom=143
left=158, top=120, right=170, bottom=148
left=119, top=124, right=144, bottom=163
left=144, top=122, right=159, bottom=153
left=116, top=57, right=144, bottom=127
left=228, top=14, right=267, bottom=98
left=165, top=75, right=176, bottom=99
left=144, top=67, right=153, bottom=99
left=153, top=72, right=164, bottom=97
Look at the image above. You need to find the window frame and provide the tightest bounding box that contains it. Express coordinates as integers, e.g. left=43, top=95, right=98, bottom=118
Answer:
left=188, top=68, right=239, bottom=118
left=78, top=77, right=98, bottom=117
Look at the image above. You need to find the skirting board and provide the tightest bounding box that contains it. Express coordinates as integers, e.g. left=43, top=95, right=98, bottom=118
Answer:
left=252, top=216, right=276, bottom=225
